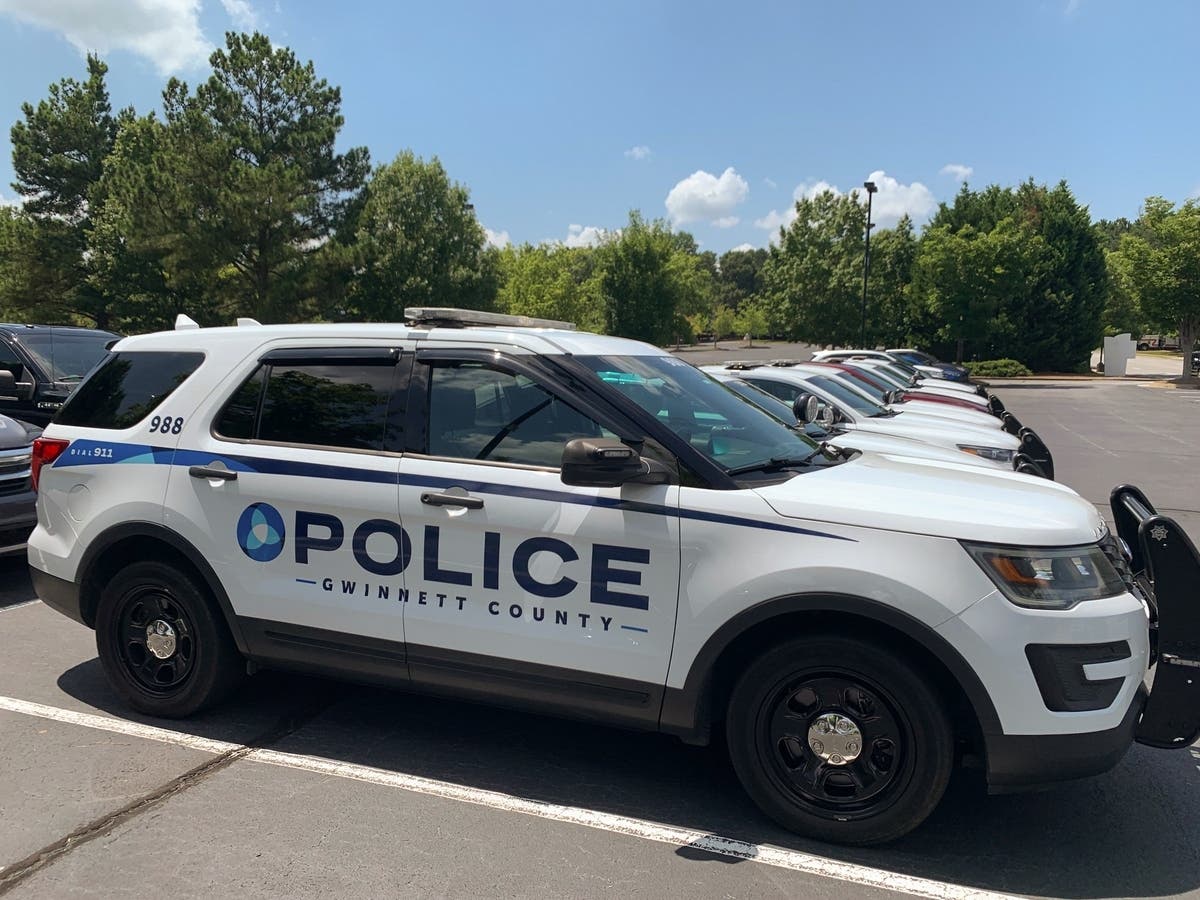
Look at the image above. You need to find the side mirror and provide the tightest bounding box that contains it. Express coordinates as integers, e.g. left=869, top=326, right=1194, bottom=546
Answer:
left=791, top=392, right=818, bottom=423
left=0, top=370, right=15, bottom=400
left=561, top=437, right=662, bottom=487
left=815, top=403, right=835, bottom=427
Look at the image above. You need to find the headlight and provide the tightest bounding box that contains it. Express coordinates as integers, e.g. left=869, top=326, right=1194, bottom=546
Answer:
left=962, top=542, right=1126, bottom=609
left=956, top=444, right=1013, bottom=462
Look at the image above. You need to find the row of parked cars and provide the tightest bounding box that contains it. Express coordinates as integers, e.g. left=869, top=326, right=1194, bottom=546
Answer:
left=702, top=347, right=1054, bottom=481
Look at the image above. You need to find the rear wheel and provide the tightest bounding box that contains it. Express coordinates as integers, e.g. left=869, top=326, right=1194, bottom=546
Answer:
left=95, top=560, right=243, bottom=717
left=726, top=634, right=953, bottom=845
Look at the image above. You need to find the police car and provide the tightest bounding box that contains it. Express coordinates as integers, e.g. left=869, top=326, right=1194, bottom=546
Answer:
left=27, top=309, right=1200, bottom=845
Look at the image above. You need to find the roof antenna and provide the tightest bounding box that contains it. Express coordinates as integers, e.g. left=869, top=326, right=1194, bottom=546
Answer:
left=175, top=314, right=200, bottom=331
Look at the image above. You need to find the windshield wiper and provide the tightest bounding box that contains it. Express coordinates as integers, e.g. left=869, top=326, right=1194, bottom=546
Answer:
left=726, top=449, right=826, bottom=476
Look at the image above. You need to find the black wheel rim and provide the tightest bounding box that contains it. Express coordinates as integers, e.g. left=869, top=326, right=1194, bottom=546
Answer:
left=757, top=671, right=913, bottom=819
left=115, top=585, right=196, bottom=695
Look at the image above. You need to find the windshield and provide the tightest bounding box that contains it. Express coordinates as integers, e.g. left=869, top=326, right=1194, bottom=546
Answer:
left=895, top=350, right=935, bottom=365
left=832, top=371, right=888, bottom=403
left=576, top=355, right=824, bottom=475
left=20, top=332, right=114, bottom=382
left=858, top=365, right=908, bottom=390
left=803, top=374, right=887, bottom=417
left=722, top=378, right=802, bottom=423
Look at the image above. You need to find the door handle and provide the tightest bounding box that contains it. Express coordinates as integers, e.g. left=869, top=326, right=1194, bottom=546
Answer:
left=421, top=491, right=483, bottom=510
left=189, top=465, right=238, bottom=482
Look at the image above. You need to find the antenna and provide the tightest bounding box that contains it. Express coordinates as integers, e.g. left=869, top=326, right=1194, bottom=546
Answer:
left=175, top=314, right=200, bottom=331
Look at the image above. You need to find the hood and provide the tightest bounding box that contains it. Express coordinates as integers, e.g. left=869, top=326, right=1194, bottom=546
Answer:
left=853, top=412, right=1018, bottom=448
left=0, top=414, right=35, bottom=449
left=890, top=400, right=999, bottom=428
left=826, top=430, right=996, bottom=468
left=754, top=451, right=1102, bottom=545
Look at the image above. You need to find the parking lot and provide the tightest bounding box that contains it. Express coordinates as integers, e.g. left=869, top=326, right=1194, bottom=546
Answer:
left=2, top=376, right=1199, bottom=899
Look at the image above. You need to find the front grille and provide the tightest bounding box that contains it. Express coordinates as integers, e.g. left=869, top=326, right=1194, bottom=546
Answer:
left=0, top=476, right=30, bottom=496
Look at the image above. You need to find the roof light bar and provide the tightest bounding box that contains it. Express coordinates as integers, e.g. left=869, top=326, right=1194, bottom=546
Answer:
left=404, top=307, right=576, bottom=331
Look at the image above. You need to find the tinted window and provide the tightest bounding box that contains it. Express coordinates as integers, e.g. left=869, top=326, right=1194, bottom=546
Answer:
left=213, top=366, right=266, bottom=440
left=21, top=332, right=114, bottom=382
left=56, top=352, right=204, bottom=429
left=426, top=362, right=605, bottom=467
left=255, top=363, right=396, bottom=451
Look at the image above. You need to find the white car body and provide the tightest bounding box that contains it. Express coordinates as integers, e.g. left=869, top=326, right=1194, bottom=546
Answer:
left=819, top=363, right=999, bottom=425
left=28, top=310, right=1179, bottom=845
left=845, top=359, right=991, bottom=407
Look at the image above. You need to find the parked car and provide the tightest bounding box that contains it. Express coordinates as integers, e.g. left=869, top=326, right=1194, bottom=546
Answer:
left=885, top=348, right=971, bottom=382
left=0, top=325, right=119, bottom=426
left=0, top=413, right=40, bottom=554
left=1137, top=334, right=1181, bottom=351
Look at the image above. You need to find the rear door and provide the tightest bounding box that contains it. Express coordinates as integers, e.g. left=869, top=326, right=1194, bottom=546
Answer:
left=163, top=345, right=411, bottom=661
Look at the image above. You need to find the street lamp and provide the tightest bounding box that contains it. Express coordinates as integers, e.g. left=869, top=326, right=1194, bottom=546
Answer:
left=860, top=180, right=877, bottom=348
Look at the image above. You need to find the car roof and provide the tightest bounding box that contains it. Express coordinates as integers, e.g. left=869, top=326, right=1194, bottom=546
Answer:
left=0, top=324, right=120, bottom=338
left=112, top=320, right=667, bottom=358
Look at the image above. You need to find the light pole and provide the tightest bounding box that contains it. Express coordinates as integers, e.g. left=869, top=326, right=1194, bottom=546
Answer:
left=859, top=180, right=877, bottom=348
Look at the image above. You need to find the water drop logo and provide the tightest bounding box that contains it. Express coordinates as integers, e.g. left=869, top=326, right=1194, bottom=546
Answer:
left=237, top=502, right=286, bottom=562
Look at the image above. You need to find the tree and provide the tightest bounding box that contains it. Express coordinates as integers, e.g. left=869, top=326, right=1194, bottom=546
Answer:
left=865, top=216, right=918, bottom=347
left=347, top=151, right=495, bottom=318
left=98, top=32, right=369, bottom=325
left=4, top=55, right=128, bottom=327
left=595, top=212, right=710, bottom=345
left=758, top=190, right=866, bottom=345
left=715, top=247, right=768, bottom=309
left=1112, top=197, right=1200, bottom=382
left=495, top=243, right=603, bottom=331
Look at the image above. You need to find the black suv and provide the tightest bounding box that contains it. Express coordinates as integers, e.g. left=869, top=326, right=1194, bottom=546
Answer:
left=0, top=325, right=118, bottom=426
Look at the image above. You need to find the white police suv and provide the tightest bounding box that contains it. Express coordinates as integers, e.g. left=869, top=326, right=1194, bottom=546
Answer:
left=28, top=309, right=1200, bottom=845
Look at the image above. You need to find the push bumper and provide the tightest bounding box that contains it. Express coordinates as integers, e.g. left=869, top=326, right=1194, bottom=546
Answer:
left=1111, top=485, right=1200, bottom=748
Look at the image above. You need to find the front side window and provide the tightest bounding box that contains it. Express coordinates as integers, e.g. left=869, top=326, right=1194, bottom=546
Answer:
left=215, top=359, right=399, bottom=451
left=425, top=361, right=605, bottom=467
left=56, top=351, right=204, bottom=429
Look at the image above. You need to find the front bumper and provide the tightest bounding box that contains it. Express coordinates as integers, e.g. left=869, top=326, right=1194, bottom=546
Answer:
left=1111, top=485, right=1200, bottom=748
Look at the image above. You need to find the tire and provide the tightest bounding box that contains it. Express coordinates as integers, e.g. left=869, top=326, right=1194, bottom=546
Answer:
left=726, top=634, right=954, bottom=845
left=95, top=560, right=244, bottom=717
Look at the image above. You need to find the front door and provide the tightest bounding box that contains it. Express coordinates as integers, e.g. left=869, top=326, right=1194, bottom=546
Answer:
left=397, top=350, right=681, bottom=723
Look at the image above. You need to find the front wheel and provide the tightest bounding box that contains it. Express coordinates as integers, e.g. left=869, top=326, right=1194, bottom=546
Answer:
left=726, top=634, right=954, bottom=845
left=95, top=560, right=244, bottom=717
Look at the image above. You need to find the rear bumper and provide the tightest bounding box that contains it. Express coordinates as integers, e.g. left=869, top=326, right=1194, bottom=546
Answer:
left=985, top=683, right=1146, bottom=791
left=30, top=564, right=86, bottom=626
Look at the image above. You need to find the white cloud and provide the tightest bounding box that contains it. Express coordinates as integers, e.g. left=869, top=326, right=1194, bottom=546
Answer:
left=624, top=145, right=651, bottom=161
left=483, top=227, right=510, bottom=249
left=0, top=0, right=212, bottom=74
left=730, top=242, right=756, bottom=252
left=754, top=180, right=842, bottom=234
left=763, top=177, right=778, bottom=190
left=563, top=224, right=608, bottom=248
left=665, top=167, right=749, bottom=226
left=940, top=163, right=973, bottom=182
left=220, top=0, right=260, bottom=31
left=864, top=170, right=937, bottom=226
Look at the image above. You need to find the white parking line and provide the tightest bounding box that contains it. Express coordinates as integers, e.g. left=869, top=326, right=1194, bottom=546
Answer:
left=0, top=694, right=1019, bottom=900
left=0, top=599, right=41, bottom=613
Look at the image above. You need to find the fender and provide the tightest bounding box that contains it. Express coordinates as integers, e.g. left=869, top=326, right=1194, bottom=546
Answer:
left=77, top=521, right=250, bottom=654
left=659, top=592, right=1002, bottom=742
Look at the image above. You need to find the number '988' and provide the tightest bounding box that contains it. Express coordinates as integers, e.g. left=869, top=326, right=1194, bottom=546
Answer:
left=150, top=416, right=183, bottom=434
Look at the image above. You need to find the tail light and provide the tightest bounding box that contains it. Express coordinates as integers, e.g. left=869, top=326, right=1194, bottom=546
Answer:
left=31, top=437, right=69, bottom=491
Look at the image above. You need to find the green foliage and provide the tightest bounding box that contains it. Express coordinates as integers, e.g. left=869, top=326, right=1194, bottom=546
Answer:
left=865, top=216, right=918, bottom=347
left=715, top=248, right=768, bottom=309
left=964, top=358, right=1033, bottom=378
left=97, top=32, right=369, bottom=327
left=733, top=303, right=768, bottom=339
left=495, top=243, right=603, bottom=330
left=595, top=212, right=711, bottom=345
left=759, top=190, right=867, bottom=344
left=347, top=151, right=495, bottom=319
left=1110, top=197, right=1200, bottom=380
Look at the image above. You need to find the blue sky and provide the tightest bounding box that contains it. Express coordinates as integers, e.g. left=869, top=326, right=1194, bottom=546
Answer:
left=0, top=0, right=1196, bottom=252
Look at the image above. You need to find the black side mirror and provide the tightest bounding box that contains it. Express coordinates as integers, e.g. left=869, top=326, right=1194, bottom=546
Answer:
left=0, top=370, right=15, bottom=399
left=791, top=392, right=818, bottom=423
left=562, top=437, right=660, bottom=487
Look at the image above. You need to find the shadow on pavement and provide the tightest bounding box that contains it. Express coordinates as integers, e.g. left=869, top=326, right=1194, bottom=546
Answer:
left=52, top=665, right=1196, bottom=899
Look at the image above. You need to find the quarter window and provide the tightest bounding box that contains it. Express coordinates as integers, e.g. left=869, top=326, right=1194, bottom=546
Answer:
left=56, top=352, right=205, bottom=429
left=425, top=362, right=605, bottom=467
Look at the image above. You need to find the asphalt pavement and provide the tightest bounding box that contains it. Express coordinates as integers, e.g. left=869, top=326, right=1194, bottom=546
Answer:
left=1, top=374, right=1198, bottom=899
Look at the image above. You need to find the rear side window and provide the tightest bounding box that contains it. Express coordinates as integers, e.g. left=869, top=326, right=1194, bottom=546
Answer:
left=55, top=352, right=204, bottom=429
left=215, top=358, right=401, bottom=452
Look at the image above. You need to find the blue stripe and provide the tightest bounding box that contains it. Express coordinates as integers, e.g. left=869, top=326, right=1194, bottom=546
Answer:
left=52, top=440, right=854, bottom=543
